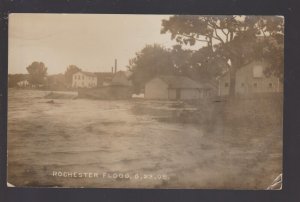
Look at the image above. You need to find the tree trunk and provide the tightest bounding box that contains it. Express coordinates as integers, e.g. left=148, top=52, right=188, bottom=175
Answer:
left=229, top=67, right=237, bottom=96
left=229, top=58, right=240, bottom=96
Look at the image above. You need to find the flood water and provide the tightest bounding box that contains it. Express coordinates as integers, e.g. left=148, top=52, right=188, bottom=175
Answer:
left=7, top=89, right=282, bottom=189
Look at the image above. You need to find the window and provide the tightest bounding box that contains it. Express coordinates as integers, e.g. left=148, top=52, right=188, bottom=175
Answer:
left=253, top=65, right=263, bottom=78
left=269, top=83, right=273, bottom=88
left=225, top=82, right=229, bottom=87
left=253, top=83, right=257, bottom=88
left=241, top=83, right=244, bottom=87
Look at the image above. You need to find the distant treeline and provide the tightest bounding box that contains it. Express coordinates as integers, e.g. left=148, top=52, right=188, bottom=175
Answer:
left=9, top=63, right=81, bottom=91
left=8, top=73, right=69, bottom=91
left=8, top=74, right=28, bottom=88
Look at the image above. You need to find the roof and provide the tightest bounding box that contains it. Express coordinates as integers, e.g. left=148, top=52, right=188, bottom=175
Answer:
left=216, top=71, right=229, bottom=80
left=124, top=71, right=132, bottom=78
left=202, top=82, right=217, bottom=89
left=216, top=60, right=269, bottom=80
left=94, top=72, right=114, bottom=81
left=114, top=71, right=132, bottom=78
left=111, top=71, right=132, bottom=86
left=77, top=71, right=97, bottom=77
left=94, top=72, right=114, bottom=77
left=157, top=75, right=202, bottom=89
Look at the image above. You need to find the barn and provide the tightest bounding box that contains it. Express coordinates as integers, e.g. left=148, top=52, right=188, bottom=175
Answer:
left=145, top=75, right=210, bottom=100
left=217, top=61, right=283, bottom=96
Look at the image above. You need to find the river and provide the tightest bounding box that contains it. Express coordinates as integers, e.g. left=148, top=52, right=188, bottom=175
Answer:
left=7, top=89, right=282, bottom=189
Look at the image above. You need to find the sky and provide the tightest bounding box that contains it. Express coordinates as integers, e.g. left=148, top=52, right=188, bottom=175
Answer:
left=8, top=14, right=178, bottom=74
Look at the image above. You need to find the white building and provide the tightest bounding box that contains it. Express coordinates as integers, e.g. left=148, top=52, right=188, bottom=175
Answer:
left=17, top=79, right=29, bottom=87
left=72, top=71, right=97, bottom=88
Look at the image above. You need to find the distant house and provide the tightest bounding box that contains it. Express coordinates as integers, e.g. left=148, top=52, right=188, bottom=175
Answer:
left=111, top=71, right=132, bottom=86
left=217, top=61, right=283, bottom=96
left=47, top=74, right=66, bottom=90
left=72, top=71, right=97, bottom=88
left=145, top=75, right=212, bottom=100
left=77, top=71, right=133, bottom=99
left=95, top=72, right=114, bottom=87
left=93, top=71, right=132, bottom=87
left=17, top=79, right=29, bottom=87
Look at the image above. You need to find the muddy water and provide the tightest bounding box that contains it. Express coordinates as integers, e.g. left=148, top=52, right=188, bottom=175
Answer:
left=7, top=89, right=282, bottom=189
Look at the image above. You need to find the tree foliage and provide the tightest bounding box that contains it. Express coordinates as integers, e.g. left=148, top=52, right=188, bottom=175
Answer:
left=64, top=65, right=81, bottom=86
left=128, top=44, right=225, bottom=93
left=127, top=44, right=176, bottom=93
left=26, top=61, right=47, bottom=85
left=253, top=34, right=284, bottom=81
left=161, top=15, right=284, bottom=95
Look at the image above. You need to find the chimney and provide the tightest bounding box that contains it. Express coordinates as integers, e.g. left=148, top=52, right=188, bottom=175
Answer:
left=114, top=59, right=117, bottom=74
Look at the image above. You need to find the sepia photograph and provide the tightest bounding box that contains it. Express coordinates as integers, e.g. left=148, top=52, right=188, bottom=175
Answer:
left=7, top=14, right=283, bottom=189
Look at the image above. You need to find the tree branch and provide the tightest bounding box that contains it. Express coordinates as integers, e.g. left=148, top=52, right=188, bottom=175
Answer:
left=180, top=33, right=210, bottom=42
left=178, top=33, right=220, bottom=44
left=214, top=28, right=225, bottom=44
left=221, top=29, right=229, bottom=39
left=261, top=28, right=268, bottom=37
left=206, top=19, right=227, bottom=44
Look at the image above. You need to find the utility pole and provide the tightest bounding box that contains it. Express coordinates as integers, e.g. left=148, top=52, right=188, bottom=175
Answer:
left=114, top=59, right=117, bottom=74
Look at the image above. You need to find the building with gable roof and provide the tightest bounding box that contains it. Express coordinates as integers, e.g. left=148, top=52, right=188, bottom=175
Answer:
left=111, top=71, right=132, bottom=86
left=145, top=75, right=214, bottom=100
left=72, top=71, right=97, bottom=88
left=217, top=61, right=283, bottom=96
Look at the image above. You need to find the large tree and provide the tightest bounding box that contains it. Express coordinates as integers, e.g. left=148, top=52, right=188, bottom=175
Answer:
left=170, top=45, right=225, bottom=82
left=128, top=44, right=223, bottom=92
left=64, top=65, right=81, bottom=86
left=26, top=61, right=47, bottom=85
left=127, top=44, right=176, bottom=93
left=161, top=15, right=284, bottom=95
left=170, top=44, right=193, bottom=76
